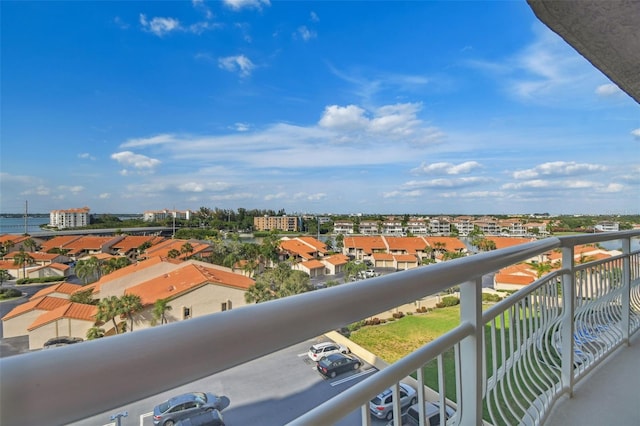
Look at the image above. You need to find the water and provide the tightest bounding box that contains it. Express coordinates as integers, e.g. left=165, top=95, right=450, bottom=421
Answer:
left=0, top=216, right=50, bottom=235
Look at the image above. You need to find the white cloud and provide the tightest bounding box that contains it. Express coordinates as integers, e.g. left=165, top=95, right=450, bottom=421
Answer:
left=78, top=153, right=96, bottom=161
left=234, top=122, right=250, bottom=132
left=411, top=161, right=482, bottom=175
left=223, top=0, right=270, bottom=11
left=632, top=128, right=640, bottom=140
left=264, top=192, right=288, bottom=201
left=403, top=177, right=490, bottom=189
left=512, top=161, right=606, bottom=179
left=296, top=26, right=317, bottom=41
left=595, top=83, right=622, bottom=97
left=318, top=102, right=444, bottom=145
left=99, top=193, right=111, bottom=199
left=58, top=185, right=84, bottom=194
left=318, top=105, right=368, bottom=131
left=111, top=151, right=161, bottom=173
left=310, top=12, right=319, bottom=22
left=139, top=14, right=181, bottom=37
left=599, top=183, right=624, bottom=193
left=177, top=182, right=231, bottom=193
left=382, top=190, right=423, bottom=198
left=218, top=55, right=255, bottom=77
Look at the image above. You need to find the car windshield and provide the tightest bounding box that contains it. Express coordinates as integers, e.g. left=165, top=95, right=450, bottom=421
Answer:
left=158, top=402, right=170, bottom=413
left=310, top=347, right=323, bottom=354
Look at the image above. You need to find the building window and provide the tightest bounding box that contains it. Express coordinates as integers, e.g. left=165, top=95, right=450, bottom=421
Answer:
left=221, top=300, right=233, bottom=311
left=221, top=302, right=227, bottom=311
left=183, top=307, right=191, bottom=319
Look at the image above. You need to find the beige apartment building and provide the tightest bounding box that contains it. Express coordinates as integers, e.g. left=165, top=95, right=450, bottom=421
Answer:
left=253, top=215, right=299, bottom=232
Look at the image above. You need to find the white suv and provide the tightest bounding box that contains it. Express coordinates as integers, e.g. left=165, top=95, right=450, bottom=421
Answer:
left=307, top=342, right=349, bottom=362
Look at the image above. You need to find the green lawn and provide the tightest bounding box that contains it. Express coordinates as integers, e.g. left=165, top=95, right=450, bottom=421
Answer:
left=350, top=308, right=460, bottom=363
left=350, top=304, right=558, bottom=425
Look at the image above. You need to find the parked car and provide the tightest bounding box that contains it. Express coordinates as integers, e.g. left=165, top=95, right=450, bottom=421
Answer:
left=153, top=392, right=224, bottom=426
left=387, top=401, right=455, bottom=426
left=175, top=409, right=225, bottom=426
left=316, top=353, right=361, bottom=378
left=369, top=383, right=417, bottom=420
left=43, top=336, right=83, bottom=349
left=308, top=341, right=350, bottom=362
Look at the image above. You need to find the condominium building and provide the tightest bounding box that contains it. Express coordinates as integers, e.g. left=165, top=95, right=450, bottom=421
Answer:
left=253, top=215, right=299, bottom=232
left=143, top=209, right=193, bottom=222
left=49, top=207, right=90, bottom=229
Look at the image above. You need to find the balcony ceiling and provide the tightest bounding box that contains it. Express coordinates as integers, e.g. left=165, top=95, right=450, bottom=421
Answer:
left=528, top=0, right=640, bottom=104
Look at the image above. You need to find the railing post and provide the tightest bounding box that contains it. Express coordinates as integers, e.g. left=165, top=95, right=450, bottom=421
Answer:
left=459, top=277, right=483, bottom=425
left=621, top=237, right=631, bottom=345
left=560, top=245, right=575, bottom=397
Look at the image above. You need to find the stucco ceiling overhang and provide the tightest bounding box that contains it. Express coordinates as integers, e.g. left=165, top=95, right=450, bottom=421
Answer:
left=528, top=0, right=640, bottom=104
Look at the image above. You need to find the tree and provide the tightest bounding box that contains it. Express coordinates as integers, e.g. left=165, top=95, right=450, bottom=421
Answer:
left=120, top=294, right=143, bottom=332
left=96, top=296, right=124, bottom=334
left=23, top=238, right=38, bottom=252
left=102, top=256, right=131, bottom=275
left=75, top=256, right=102, bottom=284
left=13, top=248, right=34, bottom=279
left=167, top=249, right=181, bottom=259
left=151, top=298, right=173, bottom=326
left=0, top=240, right=14, bottom=257
left=181, top=242, right=194, bottom=258
left=0, top=269, right=11, bottom=287
left=245, top=264, right=312, bottom=303
left=526, top=261, right=554, bottom=278
left=86, top=326, right=105, bottom=340
left=335, top=234, right=344, bottom=251
left=69, top=288, right=98, bottom=305
left=343, top=260, right=366, bottom=283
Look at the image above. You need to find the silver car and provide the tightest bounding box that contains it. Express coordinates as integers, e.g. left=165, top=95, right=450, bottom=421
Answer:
left=153, top=392, right=224, bottom=426
left=369, top=383, right=417, bottom=420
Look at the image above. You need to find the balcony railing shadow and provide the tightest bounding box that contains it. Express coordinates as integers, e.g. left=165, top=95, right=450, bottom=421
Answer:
left=0, top=230, right=638, bottom=426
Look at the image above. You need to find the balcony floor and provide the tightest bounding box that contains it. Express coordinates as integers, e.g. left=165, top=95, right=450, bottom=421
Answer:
left=544, top=331, right=640, bottom=425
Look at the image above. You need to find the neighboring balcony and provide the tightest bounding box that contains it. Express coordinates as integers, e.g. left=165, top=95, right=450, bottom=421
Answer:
left=1, top=230, right=638, bottom=426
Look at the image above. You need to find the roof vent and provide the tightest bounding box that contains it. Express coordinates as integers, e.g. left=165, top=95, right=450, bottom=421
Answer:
left=168, top=285, right=175, bottom=291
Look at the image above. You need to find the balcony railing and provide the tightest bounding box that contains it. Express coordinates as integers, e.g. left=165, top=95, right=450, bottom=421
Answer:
left=1, top=231, right=638, bottom=426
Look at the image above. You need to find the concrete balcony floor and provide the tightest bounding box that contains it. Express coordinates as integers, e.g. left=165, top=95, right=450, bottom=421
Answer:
left=544, top=331, right=640, bottom=425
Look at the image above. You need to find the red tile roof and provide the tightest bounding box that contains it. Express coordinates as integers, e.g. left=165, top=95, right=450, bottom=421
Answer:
left=75, top=256, right=168, bottom=295
left=384, top=236, right=428, bottom=254
left=323, top=254, right=349, bottom=266
left=343, top=236, right=387, bottom=254
left=124, top=263, right=255, bottom=306
left=28, top=302, right=97, bottom=331
left=144, top=239, right=211, bottom=260
left=423, top=237, right=467, bottom=251
left=485, top=237, right=535, bottom=250
left=31, top=282, right=83, bottom=300
left=300, top=259, right=326, bottom=270
left=39, top=235, right=83, bottom=253
left=1, top=296, right=70, bottom=320
left=111, top=235, right=165, bottom=252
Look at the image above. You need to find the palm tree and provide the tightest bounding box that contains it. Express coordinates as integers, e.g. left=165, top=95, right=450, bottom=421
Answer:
left=13, top=248, right=34, bottom=279
left=151, top=298, right=173, bottom=326
left=526, top=261, right=554, bottom=278
left=181, top=242, right=194, bottom=259
left=0, top=240, right=14, bottom=257
left=96, top=296, right=124, bottom=334
left=167, top=249, right=181, bottom=259
left=0, top=269, right=11, bottom=287
left=86, top=326, right=105, bottom=340
left=120, top=294, right=143, bottom=332
left=23, top=238, right=38, bottom=253
left=75, top=256, right=101, bottom=284
left=69, top=288, right=97, bottom=305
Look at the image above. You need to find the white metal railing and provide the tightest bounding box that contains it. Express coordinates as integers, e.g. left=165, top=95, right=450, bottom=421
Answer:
left=0, top=231, right=638, bottom=426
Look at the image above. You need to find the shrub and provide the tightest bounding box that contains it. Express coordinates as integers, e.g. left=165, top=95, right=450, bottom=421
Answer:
left=387, top=317, right=396, bottom=321
left=392, top=311, right=405, bottom=319
left=406, top=311, right=413, bottom=316
left=0, top=288, right=22, bottom=299
left=441, top=296, right=460, bottom=307
left=482, top=293, right=503, bottom=302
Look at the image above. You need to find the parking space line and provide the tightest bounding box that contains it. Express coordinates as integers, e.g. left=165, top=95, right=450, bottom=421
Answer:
left=140, top=412, right=152, bottom=426
left=330, top=368, right=376, bottom=386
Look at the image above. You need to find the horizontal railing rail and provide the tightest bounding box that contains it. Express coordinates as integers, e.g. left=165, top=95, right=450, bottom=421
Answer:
left=0, top=231, right=638, bottom=426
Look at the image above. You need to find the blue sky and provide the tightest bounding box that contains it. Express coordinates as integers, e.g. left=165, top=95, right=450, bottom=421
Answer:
left=2, top=0, right=638, bottom=216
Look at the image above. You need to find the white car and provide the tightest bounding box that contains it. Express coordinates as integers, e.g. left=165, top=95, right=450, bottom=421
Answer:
left=308, top=341, right=349, bottom=362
